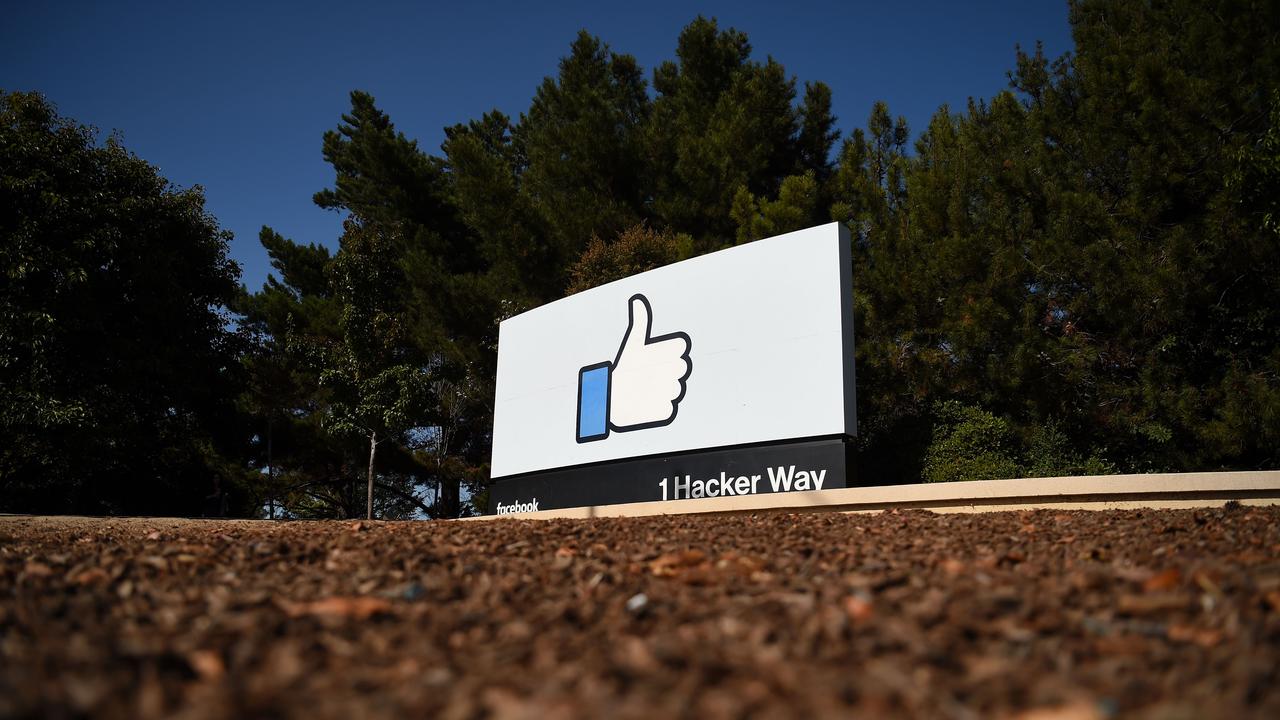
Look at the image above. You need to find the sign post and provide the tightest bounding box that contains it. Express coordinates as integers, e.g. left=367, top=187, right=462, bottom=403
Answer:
left=489, top=223, right=857, bottom=514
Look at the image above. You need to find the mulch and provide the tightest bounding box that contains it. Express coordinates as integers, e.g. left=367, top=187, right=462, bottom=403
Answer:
left=2, top=505, right=1278, bottom=719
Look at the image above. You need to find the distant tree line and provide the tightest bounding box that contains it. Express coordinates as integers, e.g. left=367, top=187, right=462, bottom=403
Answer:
left=2, top=1, right=1277, bottom=517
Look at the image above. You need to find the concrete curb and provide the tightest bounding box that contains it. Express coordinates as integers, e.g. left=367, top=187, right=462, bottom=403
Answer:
left=474, top=470, right=1280, bottom=520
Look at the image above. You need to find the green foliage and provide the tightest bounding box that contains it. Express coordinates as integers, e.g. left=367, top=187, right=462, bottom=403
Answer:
left=323, top=221, right=432, bottom=444
left=0, top=91, right=247, bottom=514
left=255, top=90, right=503, bottom=519
left=233, top=226, right=352, bottom=517
left=442, top=111, right=553, bottom=304
left=796, top=82, right=840, bottom=180
left=922, top=402, right=1023, bottom=483
left=516, top=31, right=650, bottom=272
left=647, top=17, right=837, bottom=249
left=1229, top=89, right=1280, bottom=237
left=731, top=171, right=820, bottom=244
left=923, top=404, right=1116, bottom=483
left=313, top=91, right=456, bottom=234
left=236, top=219, right=451, bottom=520
left=848, top=0, right=1280, bottom=480
left=1024, top=421, right=1115, bottom=478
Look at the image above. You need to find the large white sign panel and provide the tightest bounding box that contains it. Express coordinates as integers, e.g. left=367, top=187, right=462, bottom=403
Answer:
left=491, top=222, right=855, bottom=478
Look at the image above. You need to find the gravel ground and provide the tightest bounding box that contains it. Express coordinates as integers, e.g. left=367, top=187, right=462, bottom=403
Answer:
left=2, top=506, right=1278, bottom=719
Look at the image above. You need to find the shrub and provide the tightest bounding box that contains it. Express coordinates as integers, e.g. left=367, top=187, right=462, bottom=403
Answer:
left=1024, top=421, right=1116, bottom=478
left=566, top=223, right=691, bottom=295
left=922, top=402, right=1023, bottom=483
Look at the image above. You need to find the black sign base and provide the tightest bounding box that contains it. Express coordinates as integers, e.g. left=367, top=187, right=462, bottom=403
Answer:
left=488, top=437, right=857, bottom=515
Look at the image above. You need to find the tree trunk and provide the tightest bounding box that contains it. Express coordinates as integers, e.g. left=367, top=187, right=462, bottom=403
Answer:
left=374, top=480, right=434, bottom=517
left=267, top=417, right=274, bottom=520
left=435, top=421, right=459, bottom=517
left=441, top=477, right=460, bottom=518
left=367, top=431, right=377, bottom=520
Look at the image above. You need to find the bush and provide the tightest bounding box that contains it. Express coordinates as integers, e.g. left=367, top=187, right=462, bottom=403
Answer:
left=922, top=402, right=1023, bottom=483
left=566, top=223, right=690, bottom=294
left=922, top=402, right=1118, bottom=483
left=1024, top=421, right=1116, bottom=478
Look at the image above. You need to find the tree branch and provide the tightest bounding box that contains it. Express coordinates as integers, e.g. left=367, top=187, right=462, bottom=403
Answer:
left=373, top=480, right=435, bottom=517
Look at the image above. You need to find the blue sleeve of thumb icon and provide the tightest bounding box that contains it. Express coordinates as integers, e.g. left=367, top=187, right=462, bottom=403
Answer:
left=577, top=363, right=610, bottom=442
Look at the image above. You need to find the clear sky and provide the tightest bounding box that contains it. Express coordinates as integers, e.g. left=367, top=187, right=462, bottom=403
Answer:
left=4, top=0, right=1074, bottom=292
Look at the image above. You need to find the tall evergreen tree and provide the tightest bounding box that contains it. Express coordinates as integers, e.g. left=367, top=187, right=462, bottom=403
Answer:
left=313, top=91, right=501, bottom=517
left=236, top=226, right=432, bottom=519
left=998, top=0, right=1280, bottom=470
left=516, top=31, right=651, bottom=280
left=844, top=0, right=1280, bottom=481
left=234, top=227, right=352, bottom=517
left=647, top=17, right=822, bottom=249
left=443, top=111, right=553, bottom=305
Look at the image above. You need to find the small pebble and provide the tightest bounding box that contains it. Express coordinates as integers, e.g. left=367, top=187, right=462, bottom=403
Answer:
left=625, top=593, right=648, bottom=613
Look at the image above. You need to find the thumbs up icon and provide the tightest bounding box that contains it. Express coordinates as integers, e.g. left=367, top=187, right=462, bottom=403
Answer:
left=577, top=294, right=693, bottom=442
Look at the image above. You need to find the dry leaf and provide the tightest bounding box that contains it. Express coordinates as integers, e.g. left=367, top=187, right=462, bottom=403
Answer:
left=649, top=550, right=707, bottom=578
left=714, top=552, right=763, bottom=577
left=187, top=650, right=225, bottom=681
left=141, top=556, right=169, bottom=571
left=843, top=594, right=874, bottom=623
left=1167, top=624, right=1223, bottom=648
left=1143, top=568, right=1181, bottom=592
left=613, top=636, right=658, bottom=674
left=1192, top=572, right=1224, bottom=598
left=74, top=568, right=109, bottom=586
left=1117, top=593, right=1187, bottom=615
left=279, top=596, right=392, bottom=620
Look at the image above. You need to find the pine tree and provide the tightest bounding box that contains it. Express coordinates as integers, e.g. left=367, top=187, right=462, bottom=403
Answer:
left=314, top=91, right=502, bottom=517
left=647, top=17, right=807, bottom=249
left=516, top=31, right=651, bottom=279
left=234, top=227, right=352, bottom=518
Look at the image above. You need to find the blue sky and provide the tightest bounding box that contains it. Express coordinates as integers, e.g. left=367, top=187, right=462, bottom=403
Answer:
left=4, top=0, right=1073, bottom=292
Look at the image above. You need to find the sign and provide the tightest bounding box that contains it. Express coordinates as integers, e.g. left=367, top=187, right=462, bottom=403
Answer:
left=489, top=222, right=856, bottom=512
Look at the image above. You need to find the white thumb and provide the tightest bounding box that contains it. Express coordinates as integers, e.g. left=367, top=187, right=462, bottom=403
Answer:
left=619, top=294, right=652, bottom=357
